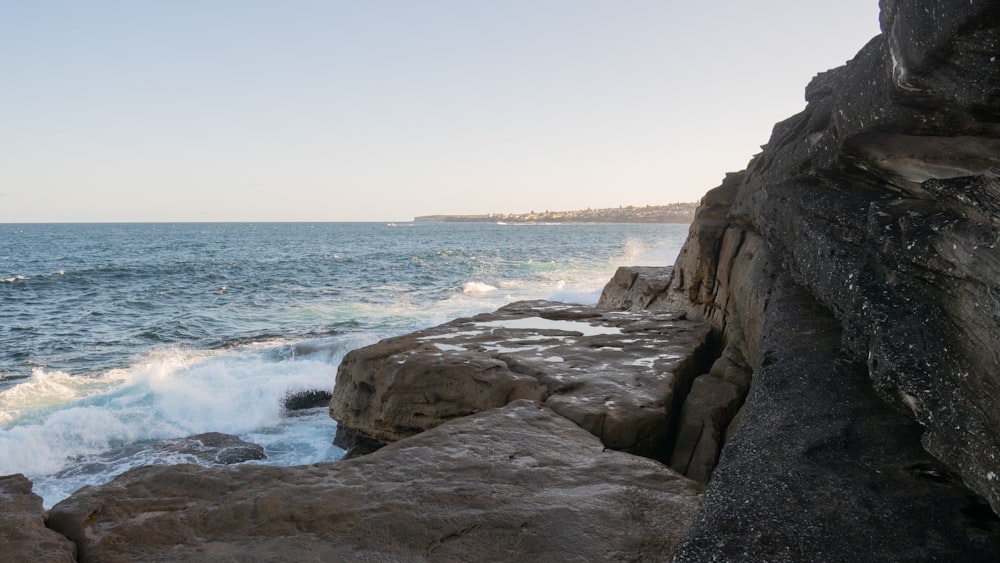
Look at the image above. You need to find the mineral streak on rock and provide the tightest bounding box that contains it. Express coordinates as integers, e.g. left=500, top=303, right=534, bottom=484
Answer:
left=47, top=401, right=703, bottom=562
left=330, top=300, right=714, bottom=462
left=0, top=474, right=76, bottom=562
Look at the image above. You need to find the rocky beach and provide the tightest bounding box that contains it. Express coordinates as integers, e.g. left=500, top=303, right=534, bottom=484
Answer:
left=4, top=0, right=1000, bottom=560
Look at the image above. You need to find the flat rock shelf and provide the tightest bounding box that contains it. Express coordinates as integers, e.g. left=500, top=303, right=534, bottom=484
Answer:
left=48, top=401, right=703, bottom=562
left=331, top=300, right=715, bottom=463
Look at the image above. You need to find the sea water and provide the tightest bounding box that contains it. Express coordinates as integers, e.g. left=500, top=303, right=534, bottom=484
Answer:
left=0, top=221, right=688, bottom=507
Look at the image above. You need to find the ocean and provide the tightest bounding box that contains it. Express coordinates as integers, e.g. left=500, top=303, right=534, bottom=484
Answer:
left=0, top=221, right=688, bottom=507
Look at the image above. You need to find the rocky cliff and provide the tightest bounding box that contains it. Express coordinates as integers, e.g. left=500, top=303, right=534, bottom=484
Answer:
left=660, top=0, right=1000, bottom=558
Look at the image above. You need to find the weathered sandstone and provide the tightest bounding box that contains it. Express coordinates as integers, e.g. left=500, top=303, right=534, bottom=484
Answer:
left=673, top=274, right=1000, bottom=560
left=597, top=266, right=674, bottom=311
left=331, top=300, right=714, bottom=461
left=48, top=401, right=703, bottom=562
left=0, top=474, right=76, bottom=562
left=667, top=348, right=751, bottom=484
left=657, top=0, right=1000, bottom=558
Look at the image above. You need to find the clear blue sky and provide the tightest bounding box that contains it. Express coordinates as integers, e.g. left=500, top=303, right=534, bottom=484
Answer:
left=1, top=1, right=881, bottom=222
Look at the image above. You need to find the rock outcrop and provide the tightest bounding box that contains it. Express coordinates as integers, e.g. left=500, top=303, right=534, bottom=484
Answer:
left=331, top=300, right=714, bottom=461
left=0, top=474, right=76, bottom=562
left=655, top=0, right=1000, bottom=558
left=47, top=401, right=703, bottom=562
left=597, top=266, right=674, bottom=311
left=673, top=274, right=1000, bottom=560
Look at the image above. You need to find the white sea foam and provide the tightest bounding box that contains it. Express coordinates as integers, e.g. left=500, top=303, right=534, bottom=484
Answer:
left=463, top=281, right=498, bottom=294
left=0, top=343, right=345, bottom=507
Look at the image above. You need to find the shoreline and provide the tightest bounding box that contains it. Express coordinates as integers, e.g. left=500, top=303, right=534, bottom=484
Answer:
left=414, top=202, right=698, bottom=224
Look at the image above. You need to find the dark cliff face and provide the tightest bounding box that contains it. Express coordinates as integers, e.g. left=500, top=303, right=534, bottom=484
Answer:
left=669, top=0, right=1000, bottom=535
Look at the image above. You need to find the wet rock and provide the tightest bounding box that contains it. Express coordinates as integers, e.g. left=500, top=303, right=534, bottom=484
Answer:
left=170, top=432, right=267, bottom=465
left=0, top=474, right=76, bottom=562
left=48, top=401, right=703, bottom=562
left=331, top=300, right=714, bottom=461
left=55, top=432, right=266, bottom=482
left=282, top=389, right=333, bottom=411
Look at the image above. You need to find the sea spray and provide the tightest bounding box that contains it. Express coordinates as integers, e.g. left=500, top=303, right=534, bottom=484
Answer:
left=0, top=341, right=350, bottom=506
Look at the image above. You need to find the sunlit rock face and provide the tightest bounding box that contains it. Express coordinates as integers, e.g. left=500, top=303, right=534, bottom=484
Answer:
left=331, top=300, right=714, bottom=462
left=666, top=0, right=1000, bottom=559
left=48, top=401, right=703, bottom=562
left=0, top=474, right=76, bottom=562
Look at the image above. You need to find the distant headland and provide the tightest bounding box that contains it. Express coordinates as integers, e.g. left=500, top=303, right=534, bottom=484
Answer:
left=414, top=202, right=699, bottom=224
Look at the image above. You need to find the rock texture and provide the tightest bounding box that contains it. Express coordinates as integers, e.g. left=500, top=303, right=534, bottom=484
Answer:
left=597, top=266, right=674, bottom=311
left=48, top=401, right=703, bottom=562
left=656, top=0, right=1000, bottom=558
left=673, top=276, right=1000, bottom=561
left=0, top=474, right=76, bottom=562
left=331, top=300, right=714, bottom=461
left=667, top=349, right=751, bottom=484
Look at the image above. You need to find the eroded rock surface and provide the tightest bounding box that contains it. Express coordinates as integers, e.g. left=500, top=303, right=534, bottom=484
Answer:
left=598, top=266, right=674, bottom=311
left=48, top=401, right=703, bottom=562
left=663, top=0, right=1000, bottom=557
left=674, top=277, right=1000, bottom=561
left=667, top=349, right=751, bottom=484
left=0, top=474, right=76, bottom=562
left=331, top=300, right=713, bottom=460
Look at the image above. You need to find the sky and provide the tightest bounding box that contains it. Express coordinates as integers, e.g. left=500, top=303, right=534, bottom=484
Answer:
left=1, top=1, right=882, bottom=222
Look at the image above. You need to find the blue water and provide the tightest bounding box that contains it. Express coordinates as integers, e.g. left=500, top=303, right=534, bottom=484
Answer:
left=0, top=221, right=688, bottom=506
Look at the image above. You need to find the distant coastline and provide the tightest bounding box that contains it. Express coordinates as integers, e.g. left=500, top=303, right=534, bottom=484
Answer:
left=414, top=202, right=699, bottom=224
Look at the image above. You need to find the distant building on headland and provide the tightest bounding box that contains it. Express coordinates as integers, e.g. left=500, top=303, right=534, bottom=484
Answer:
left=414, top=203, right=699, bottom=224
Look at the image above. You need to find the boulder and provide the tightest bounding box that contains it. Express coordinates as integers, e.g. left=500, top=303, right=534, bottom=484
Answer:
left=0, top=474, right=76, bottom=562
left=282, top=389, right=333, bottom=411
left=48, top=401, right=703, bottom=562
left=598, top=266, right=674, bottom=311
left=330, top=300, right=714, bottom=461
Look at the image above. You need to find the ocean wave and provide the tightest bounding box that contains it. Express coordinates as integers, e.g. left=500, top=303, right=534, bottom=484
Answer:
left=1, top=275, right=28, bottom=283
left=463, top=281, right=499, bottom=294
left=0, top=343, right=344, bottom=506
